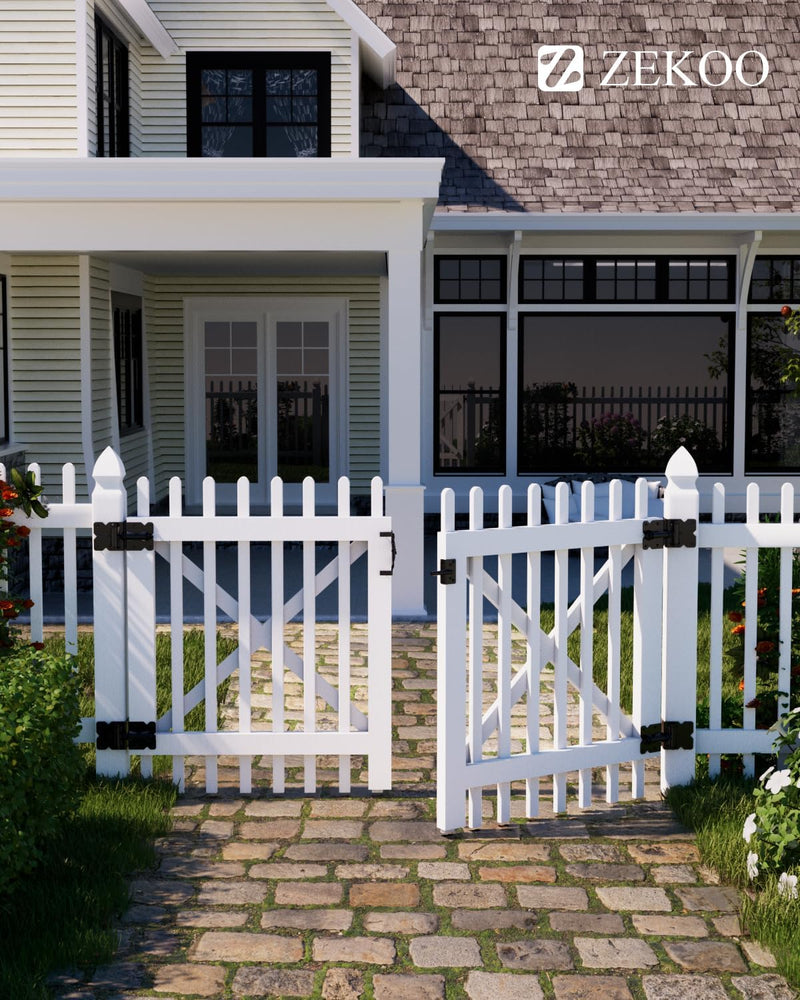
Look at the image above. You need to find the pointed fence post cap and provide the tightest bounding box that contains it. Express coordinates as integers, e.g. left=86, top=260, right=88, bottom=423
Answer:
left=92, top=446, right=126, bottom=488
left=664, top=445, right=698, bottom=487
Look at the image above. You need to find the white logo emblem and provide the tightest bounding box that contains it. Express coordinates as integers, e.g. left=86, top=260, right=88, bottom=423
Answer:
left=538, top=45, right=585, bottom=92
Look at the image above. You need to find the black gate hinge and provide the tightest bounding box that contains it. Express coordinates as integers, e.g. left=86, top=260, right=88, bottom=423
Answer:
left=94, top=521, right=154, bottom=552
left=640, top=720, right=694, bottom=755
left=380, top=531, right=397, bottom=577
left=96, top=720, right=157, bottom=751
left=642, top=518, right=697, bottom=550
left=431, top=558, right=456, bottom=585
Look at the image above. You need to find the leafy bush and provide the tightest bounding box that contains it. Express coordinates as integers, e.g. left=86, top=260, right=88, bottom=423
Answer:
left=0, top=645, right=83, bottom=896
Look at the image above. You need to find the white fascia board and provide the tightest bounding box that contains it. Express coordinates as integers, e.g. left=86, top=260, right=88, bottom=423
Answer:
left=0, top=157, right=443, bottom=203
left=432, top=212, right=800, bottom=234
left=116, top=0, right=179, bottom=58
left=326, top=0, right=395, bottom=87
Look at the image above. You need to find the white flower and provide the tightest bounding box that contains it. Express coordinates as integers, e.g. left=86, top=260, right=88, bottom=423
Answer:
left=766, top=769, right=793, bottom=795
left=759, top=766, right=775, bottom=783
left=747, top=851, right=759, bottom=880
left=743, top=813, right=758, bottom=843
left=778, top=872, right=799, bottom=900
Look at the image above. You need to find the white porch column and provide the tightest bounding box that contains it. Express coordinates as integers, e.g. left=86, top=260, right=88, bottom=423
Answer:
left=385, top=246, right=426, bottom=617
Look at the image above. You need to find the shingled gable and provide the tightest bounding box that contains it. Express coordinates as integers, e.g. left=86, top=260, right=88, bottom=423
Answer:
left=355, top=1, right=800, bottom=213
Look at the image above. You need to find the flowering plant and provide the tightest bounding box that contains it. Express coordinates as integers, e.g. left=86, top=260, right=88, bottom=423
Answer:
left=742, top=706, right=800, bottom=890
left=576, top=410, right=645, bottom=469
left=0, top=468, right=47, bottom=652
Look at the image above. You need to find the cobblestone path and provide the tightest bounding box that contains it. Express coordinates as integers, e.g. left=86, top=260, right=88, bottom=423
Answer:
left=51, top=624, right=796, bottom=1000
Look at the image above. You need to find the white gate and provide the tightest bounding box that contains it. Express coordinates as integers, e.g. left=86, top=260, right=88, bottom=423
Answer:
left=18, top=447, right=394, bottom=796
left=436, top=447, right=800, bottom=833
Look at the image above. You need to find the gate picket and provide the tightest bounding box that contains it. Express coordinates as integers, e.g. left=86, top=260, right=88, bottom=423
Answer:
left=237, top=477, right=252, bottom=795
left=202, top=477, right=219, bottom=795
left=168, top=477, right=185, bottom=791
left=578, top=480, right=595, bottom=809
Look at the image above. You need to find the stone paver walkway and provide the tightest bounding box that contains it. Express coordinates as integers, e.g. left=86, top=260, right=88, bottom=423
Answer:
left=50, top=624, right=796, bottom=1000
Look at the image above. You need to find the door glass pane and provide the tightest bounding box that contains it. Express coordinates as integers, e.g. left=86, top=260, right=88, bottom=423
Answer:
left=277, top=321, right=330, bottom=483
left=205, top=321, right=258, bottom=482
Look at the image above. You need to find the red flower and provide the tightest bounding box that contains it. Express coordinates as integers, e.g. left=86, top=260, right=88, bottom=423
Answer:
left=739, top=679, right=745, bottom=691
left=728, top=611, right=743, bottom=623
left=22, top=599, right=34, bottom=609
left=745, top=698, right=761, bottom=709
left=30, top=641, right=44, bottom=650
left=15, top=525, right=30, bottom=537
left=0, top=507, right=14, bottom=517
left=1, top=490, right=17, bottom=501
left=756, top=640, right=775, bottom=653
left=757, top=598, right=767, bottom=608
left=792, top=665, right=800, bottom=677
left=782, top=305, right=794, bottom=318
left=731, top=624, right=746, bottom=635
left=0, top=599, right=14, bottom=610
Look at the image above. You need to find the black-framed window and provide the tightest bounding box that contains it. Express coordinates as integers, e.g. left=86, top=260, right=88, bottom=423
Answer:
left=95, top=15, right=129, bottom=157
left=746, top=313, right=800, bottom=472
left=0, top=277, right=8, bottom=444
left=749, top=257, right=800, bottom=303
left=186, top=52, right=331, bottom=158
left=434, top=257, right=507, bottom=304
left=113, top=294, right=144, bottom=435
left=518, top=313, right=734, bottom=475
left=519, top=257, right=735, bottom=304
left=435, top=313, right=505, bottom=474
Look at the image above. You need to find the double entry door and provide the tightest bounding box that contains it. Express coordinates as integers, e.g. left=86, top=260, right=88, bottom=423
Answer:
left=186, top=297, right=346, bottom=506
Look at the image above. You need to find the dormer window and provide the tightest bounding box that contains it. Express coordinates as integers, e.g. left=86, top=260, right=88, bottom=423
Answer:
left=186, top=52, right=331, bottom=158
left=95, top=15, right=129, bottom=157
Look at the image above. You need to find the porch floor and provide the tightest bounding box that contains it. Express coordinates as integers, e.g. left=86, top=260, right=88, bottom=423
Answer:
left=48, top=625, right=793, bottom=1000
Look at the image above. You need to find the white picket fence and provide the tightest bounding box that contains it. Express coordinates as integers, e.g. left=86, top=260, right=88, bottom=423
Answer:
left=436, top=447, right=800, bottom=833
left=11, top=447, right=394, bottom=796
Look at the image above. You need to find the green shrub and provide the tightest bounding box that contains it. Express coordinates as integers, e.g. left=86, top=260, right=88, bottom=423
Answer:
left=0, top=645, right=83, bottom=896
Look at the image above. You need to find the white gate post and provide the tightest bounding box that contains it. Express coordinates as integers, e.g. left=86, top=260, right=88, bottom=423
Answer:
left=91, top=447, right=129, bottom=778
left=661, top=447, right=700, bottom=791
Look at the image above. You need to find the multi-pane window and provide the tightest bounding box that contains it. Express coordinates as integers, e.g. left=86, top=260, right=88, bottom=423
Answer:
left=596, top=259, right=656, bottom=301
left=746, top=314, right=800, bottom=472
left=0, top=277, right=7, bottom=444
left=113, top=294, right=143, bottom=436
left=520, top=258, right=585, bottom=302
left=276, top=321, right=330, bottom=482
left=434, top=257, right=506, bottom=304
left=186, top=52, right=331, bottom=158
left=95, top=15, right=129, bottom=157
left=667, top=259, right=731, bottom=302
left=435, top=314, right=506, bottom=474
left=205, top=320, right=258, bottom=482
left=749, top=257, right=800, bottom=303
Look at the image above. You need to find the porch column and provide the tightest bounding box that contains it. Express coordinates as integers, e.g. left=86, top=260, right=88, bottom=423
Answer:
left=385, top=247, right=426, bottom=617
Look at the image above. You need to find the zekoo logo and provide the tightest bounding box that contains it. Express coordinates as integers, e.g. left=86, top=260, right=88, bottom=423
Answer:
left=538, top=45, right=585, bottom=92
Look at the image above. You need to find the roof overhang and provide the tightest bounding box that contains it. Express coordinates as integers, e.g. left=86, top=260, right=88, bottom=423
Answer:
left=326, top=0, right=396, bottom=87
left=115, top=0, right=179, bottom=58
left=432, top=212, right=800, bottom=234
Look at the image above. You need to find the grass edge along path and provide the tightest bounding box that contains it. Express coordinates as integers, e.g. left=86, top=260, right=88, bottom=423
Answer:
left=666, top=777, right=800, bottom=989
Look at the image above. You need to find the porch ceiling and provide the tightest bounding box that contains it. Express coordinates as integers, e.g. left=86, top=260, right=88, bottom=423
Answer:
left=98, top=251, right=388, bottom=277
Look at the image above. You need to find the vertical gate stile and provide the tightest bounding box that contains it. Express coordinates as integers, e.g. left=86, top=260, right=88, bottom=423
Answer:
left=237, top=477, right=252, bottom=795
left=367, top=476, right=392, bottom=792
left=169, top=477, right=185, bottom=791
left=270, top=477, right=285, bottom=795
left=525, top=483, right=541, bottom=819
left=27, top=463, right=44, bottom=646
left=708, top=482, right=726, bottom=780
left=778, top=483, right=794, bottom=721
left=742, top=483, right=759, bottom=779
left=553, top=482, right=569, bottom=814
left=202, top=476, right=218, bottom=794
left=62, top=463, right=78, bottom=655
left=302, top=477, right=317, bottom=794
left=606, top=479, right=622, bottom=805
left=437, top=488, right=467, bottom=834
left=578, top=481, right=595, bottom=809
left=91, top=448, right=130, bottom=778
left=467, top=486, right=484, bottom=829
left=661, top=448, right=700, bottom=792
left=126, top=476, right=156, bottom=780
left=337, top=476, right=352, bottom=795
left=496, top=484, right=513, bottom=825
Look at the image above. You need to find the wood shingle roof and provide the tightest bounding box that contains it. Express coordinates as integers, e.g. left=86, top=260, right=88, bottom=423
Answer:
left=355, top=1, right=800, bottom=213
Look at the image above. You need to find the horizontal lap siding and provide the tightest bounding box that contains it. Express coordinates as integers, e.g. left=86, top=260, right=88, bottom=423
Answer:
left=10, top=256, right=85, bottom=499
left=0, top=4, right=78, bottom=154
left=145, top=276, right=380, bottom=499
left=90, top=258, right=114, bottom=459
left=120, top=431, right=150, bottom=504
left=90, top=0, right=145, bottom=157
left=141, top=1, right=352, bottom=156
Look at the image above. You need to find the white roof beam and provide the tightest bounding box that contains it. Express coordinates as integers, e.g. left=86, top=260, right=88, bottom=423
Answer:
left=116, top=0, right=179, bottom=59
left=326, top=0, right=395, bottom=87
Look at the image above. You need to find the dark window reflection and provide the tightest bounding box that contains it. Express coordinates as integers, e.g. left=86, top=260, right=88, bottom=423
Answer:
left=434, top=257, right=507, bottom=304
left=518, top=314, right=732, bottom=474
left=747, top=314, right=800, bottom=471
left=749, top=258, right=800, bottom=303
left=436, top=314, right=505, bottom=472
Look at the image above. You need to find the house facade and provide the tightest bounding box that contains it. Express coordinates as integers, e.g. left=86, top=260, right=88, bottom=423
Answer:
left=1, top=2, right=799, bottom=614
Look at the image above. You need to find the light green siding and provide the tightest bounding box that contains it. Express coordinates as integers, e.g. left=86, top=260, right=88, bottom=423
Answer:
left=90, top=258, right=114, bottom=457
left=9, top=256, right=85, bottom=497
left=0, top=4, right=78, bottom=155
left=145, top=276, right=380, bottom=498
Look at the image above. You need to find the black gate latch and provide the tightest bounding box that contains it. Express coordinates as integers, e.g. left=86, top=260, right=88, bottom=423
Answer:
left=642, top=518, right=697, bottom=550
left=96, top=720, right=157, bottom=751
left=431, top=559, right=456, bottom=585
left=94, top=521, right=155, bottom=552
left=380, top=531, right=397, bottom=576
left=640, top=720, right=694, bottom=755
